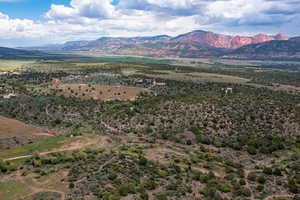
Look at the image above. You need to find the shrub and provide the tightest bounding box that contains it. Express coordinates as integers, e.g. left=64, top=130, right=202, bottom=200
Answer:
left=140, top=191, right=149, bottom=200
left=247, top=146, right=257, bottom=155
left=0, top=161, right=8, bottom=173
left=187, top=185, right=193, bottom=193
left=293, top=195, right=300, bottom=200
left=263, top=167, right=273, bottom=175
left=138, top=156, right=148, bottom=166
left=155, top=191, right=168, bottom=200
left=273, top=168, right=282, bottom=176
left=257, top=176, right=267, bottom=184
left=108, top=173, right=118, bottom=180
left=196, top=134, right=204, bottom=143
left=108, top=193, right=121, bottom=200
left=217, top=184, right=231, bottom=193
left=69, top=182, right=75, bottom=189
left=239, top=179, right=246, bottom=186
left=247, top=172, right=256, bottom=181
left=143, top=179, right=156, bottom=190
left=256, top=185, right=264, bottom=192
left=118, top=183, right=136, bottom=196
left=200, top=186, right=217, bottom=198
left=235, top=187, right=251, bottom=197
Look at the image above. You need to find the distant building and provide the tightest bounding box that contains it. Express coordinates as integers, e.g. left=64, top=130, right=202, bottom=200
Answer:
left=222, top=88, right=233, bottom=94
left=135, top=78, right=144, bottom=83
left=153, top=80, right=166, bottom=86
left=3, top=93, right=19, bottom=99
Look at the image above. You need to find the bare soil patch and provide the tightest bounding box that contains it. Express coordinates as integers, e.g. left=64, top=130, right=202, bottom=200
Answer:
left=0, top=116, right=48, bottom=137
left=144, top=147, right=185, bottom=164
left=53, top=84, right=149, bottom=101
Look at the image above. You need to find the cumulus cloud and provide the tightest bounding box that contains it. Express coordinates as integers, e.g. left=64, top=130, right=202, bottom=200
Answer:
left=46, top=0, right=117, bottom=20
left=0, top=0, right=300, bottom=46
left=120, top=0, right=195, bottom=10
left=202, top=0, right=299, bottom=26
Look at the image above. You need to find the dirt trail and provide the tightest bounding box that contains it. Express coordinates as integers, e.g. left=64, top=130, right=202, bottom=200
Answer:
left=3, top=136, right=109, bottom=162
left=264, top=194, right=295, bottom=200
left=32, top=132, right=55, bottom=137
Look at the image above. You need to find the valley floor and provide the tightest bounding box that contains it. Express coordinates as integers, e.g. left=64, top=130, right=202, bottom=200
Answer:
left=0, top=56, right=299, bottom=200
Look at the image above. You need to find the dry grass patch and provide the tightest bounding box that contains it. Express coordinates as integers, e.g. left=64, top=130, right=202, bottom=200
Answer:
left=137, top=70, right=250, bottom=84
left=144, top=147, right=185, bottom=164
left=0, top=60, right=36, bottom=72
left=53, top=83, right=149, bottom=101
left=0, top=116, right=49, bottom=137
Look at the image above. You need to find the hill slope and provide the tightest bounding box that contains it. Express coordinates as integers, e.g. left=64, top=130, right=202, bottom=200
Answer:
left=0, top=116, right=42, bottom=137
left=224, top=37, right=300, bottom=60
left=0, top=47, right=43, bottom=59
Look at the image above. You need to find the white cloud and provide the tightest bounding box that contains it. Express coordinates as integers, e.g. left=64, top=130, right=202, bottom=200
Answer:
left=0, top=0, right=300, bottom=46
left=206, top=0, right=267, bottom=19
left=46, top=4, right=77, bottom=20
left=46, top=0, right=117, bottom=20
left=138, top=0, right=195, bottom=10
left=0, top=12, right=9, bottom=20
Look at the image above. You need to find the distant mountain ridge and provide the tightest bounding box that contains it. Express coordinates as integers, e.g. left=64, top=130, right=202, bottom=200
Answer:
left=170, top=30, right=288, bottom=49
left=60, top=30, right=290, bottom=58
left=0, top=47, right=44, bottom=59
left=14, top=30, right=299, bottom=60
left=224, top=37, right=300, bottom=60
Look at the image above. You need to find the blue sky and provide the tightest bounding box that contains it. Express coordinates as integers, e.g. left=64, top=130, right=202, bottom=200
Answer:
left=0, top=0, right=69, bottom=20
left=0, top=0, right=299, bottom=47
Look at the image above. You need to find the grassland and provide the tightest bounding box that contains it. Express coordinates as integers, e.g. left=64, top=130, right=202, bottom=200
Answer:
left=137, top=70, right=250, bottom=84
left=0, top=171, right=69, bottom=200
left=0, top=179, right=33, bottom=200
left=0, top=136, right=66, bottom=159
left=0, top=60, right=36, bottom=72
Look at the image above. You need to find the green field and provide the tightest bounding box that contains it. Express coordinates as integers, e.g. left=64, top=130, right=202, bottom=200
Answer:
left=0, top=179, right=32, bottom=200
left=0, top=136, right=67, bottom=159
left=78, top=56, right=177, bottom=64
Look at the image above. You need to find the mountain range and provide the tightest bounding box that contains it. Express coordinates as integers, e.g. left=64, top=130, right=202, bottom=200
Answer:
left=58, top=30, right=300, bottom=60
left=224, top=36, right=300, bottom=60
left=0, top=47, right=44, bottom=59
left=2, top=30, right=300, bottom=60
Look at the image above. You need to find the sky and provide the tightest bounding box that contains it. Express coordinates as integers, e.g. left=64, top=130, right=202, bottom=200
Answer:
left=0, top=0, right=299, bottom=47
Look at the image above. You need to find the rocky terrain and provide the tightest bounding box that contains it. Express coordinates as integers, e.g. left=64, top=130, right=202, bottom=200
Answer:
left=224, top=37, right=300, bottom=60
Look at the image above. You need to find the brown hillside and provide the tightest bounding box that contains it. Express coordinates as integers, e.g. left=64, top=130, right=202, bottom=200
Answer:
left=0, top=116, right=45, bottom=137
